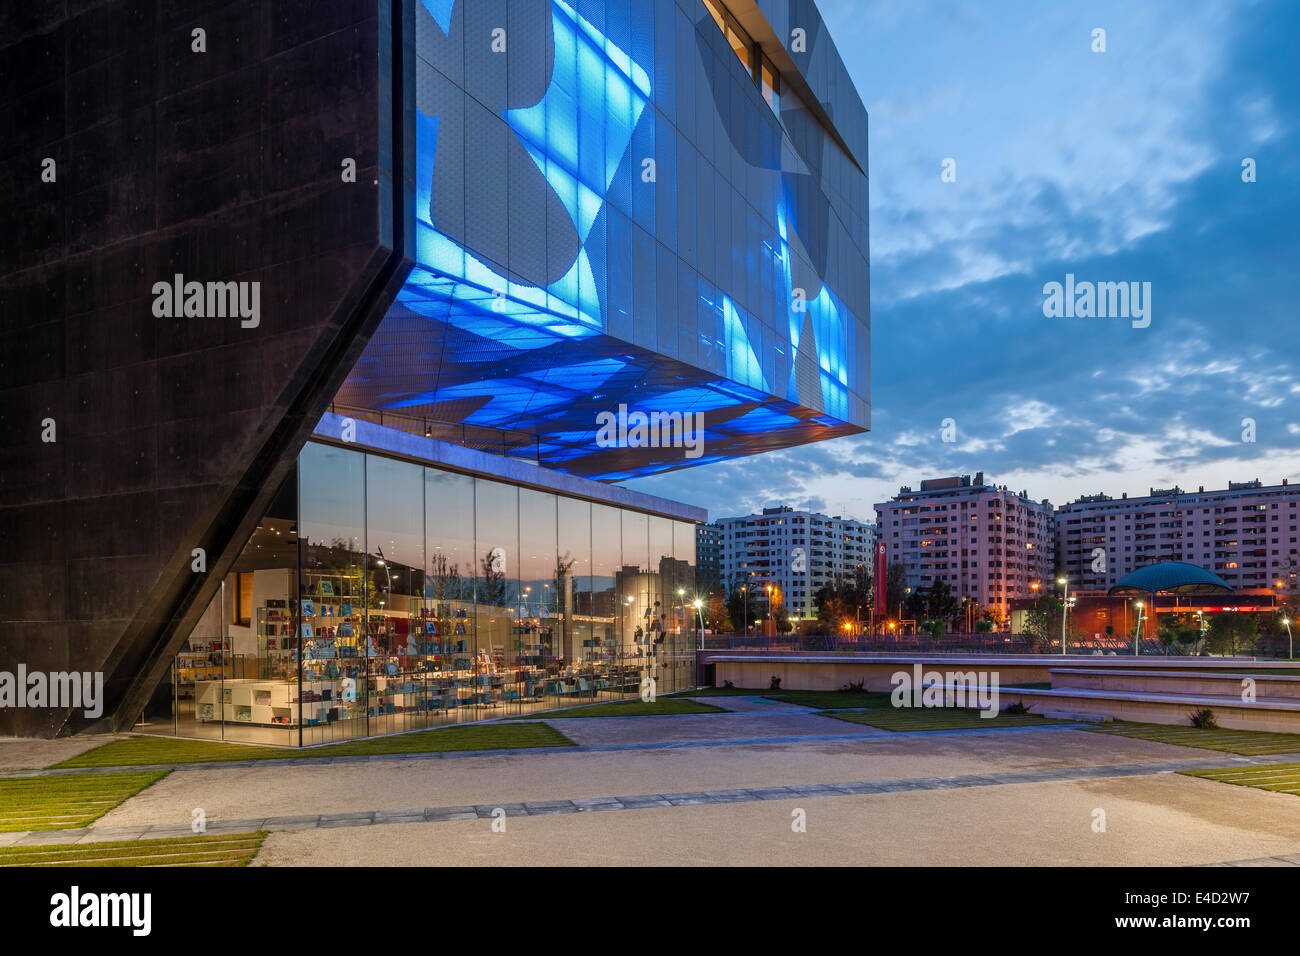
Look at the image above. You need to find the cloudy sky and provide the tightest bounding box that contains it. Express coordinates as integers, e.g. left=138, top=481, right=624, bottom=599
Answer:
left=626, top=0, right=1299, bottom=523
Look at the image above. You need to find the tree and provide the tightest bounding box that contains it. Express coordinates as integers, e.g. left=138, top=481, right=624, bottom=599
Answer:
left=1206, top=613, right=1259, bottom=656
left=1019, top=594, right=1059, bottom=651
left=707, top=593, right=731, bottom=632
left=902, top=590, right=926, bottom=622
left=726, top=587, right=752, bottom=633
left=479, top=550, right=509, bottom=610
left=1157, top=612, right=1200, bottom=655
left=924, top=580, right=959, bottom=626
left=885, top=562, right=908, bottom=616
left=770, top=590, right=794, bottom=633
left=920, top=619, right=946, bottom=639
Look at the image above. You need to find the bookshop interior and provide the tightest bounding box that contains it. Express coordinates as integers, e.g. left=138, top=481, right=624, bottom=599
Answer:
left=140, top=440, right=701, bottom=746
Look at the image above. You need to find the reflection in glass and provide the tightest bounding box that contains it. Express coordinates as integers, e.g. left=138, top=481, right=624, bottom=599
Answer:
left=365, top=455, right=426, bottom=737
left=299, top=443, right=367, bottom=744
left=425, top=469, right=475, bottom=724
left=474, top=481, right=518, bottom=711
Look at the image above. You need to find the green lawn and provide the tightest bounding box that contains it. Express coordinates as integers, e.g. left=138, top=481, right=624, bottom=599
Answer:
left=0, top=832, right=267, bottom=867
left=0, top=771, right=169, bottom=831
left=507, top=698, right=728, bottom=719
left=1181, top=764, right=1300, bottom=795
left=1086, top=721, right=1300, bottom=755
left=820, top=708, right=1066, bottom=732
left=55, top=723, right=575, bottom=770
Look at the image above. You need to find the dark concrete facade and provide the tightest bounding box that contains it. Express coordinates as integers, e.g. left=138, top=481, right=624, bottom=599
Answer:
left=0, top=1, right=416, bottom=736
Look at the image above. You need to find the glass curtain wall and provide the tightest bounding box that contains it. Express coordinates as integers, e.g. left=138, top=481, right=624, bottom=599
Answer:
left=147, top=471, right=299, bottom=744
left=298, top=443, right=367, bottom=744
left=163, top=442, right=698, bottom=745
left=424, top=468, right=475, bottom=724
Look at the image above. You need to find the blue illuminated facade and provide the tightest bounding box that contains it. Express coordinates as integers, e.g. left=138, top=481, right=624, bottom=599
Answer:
left=336, top=0, right=870, bottom=479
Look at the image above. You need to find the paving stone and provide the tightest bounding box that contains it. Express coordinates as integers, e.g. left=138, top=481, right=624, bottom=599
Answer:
left=317, top=812, right=376, bottom=829
left=264, top=815, right=323, bottom=827
left=617, top=796, right=671, bottom=807
left=73, top=832, right=150, bottom=842
left=373, top=810, right=427, bottom=824
left=571, top=797, right=623, bottom=809
left=831, top=781, right=883, bottom=794
left=747, top=787, right=800, bottom=800
left=424, top=808, right=479, bottom=822
left=13, top=830, right=89, bottom=846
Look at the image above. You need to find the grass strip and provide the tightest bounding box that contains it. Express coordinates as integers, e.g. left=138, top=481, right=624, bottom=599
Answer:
left=1086, top=721, right=1300, bottom=755
left=0, top=772, right=169, bottom=831
left=55, top=723, right=575, bottom=770
left=0, top=832, right=267, bottom=867
left=1180, top=764, right=1300, bottom=795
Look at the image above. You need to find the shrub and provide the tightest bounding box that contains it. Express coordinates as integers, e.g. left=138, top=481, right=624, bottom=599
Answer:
left=1002, top=701, right=1031, bottom=715
left=1190, top=708, right=1218, bottom=729
left=769, top=675, right=782, bottom=690
left=723, top=680, right=735, bottom=689
left=841, top=679, right=866, bottom=693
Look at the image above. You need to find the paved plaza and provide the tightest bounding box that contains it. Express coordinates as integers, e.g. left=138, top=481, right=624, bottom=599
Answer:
left=3, top=697, right=1300, bottom=866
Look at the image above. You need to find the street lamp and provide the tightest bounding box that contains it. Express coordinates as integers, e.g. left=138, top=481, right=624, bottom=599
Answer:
left=1056, top=577, right=1068, bottom=655
left=1284, top=616, right=1293, bottom=660
left=693, top=598, right=704, bottom=652
left=1135, top=601, right=1145, bottom=655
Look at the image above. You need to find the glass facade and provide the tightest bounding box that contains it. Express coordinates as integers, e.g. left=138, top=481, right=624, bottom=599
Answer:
left=334, top=0, right=871, bottom=480
left=149, top=441, right=699, bottom=746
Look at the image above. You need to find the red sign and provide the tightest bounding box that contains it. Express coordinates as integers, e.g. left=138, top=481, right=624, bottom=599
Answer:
left=874, top=541, right=887, bottom=615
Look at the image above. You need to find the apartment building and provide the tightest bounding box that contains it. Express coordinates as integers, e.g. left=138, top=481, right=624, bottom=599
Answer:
left=874, top=474, right=1055, bottom=616
left=1055, top=479, right=1300, bottom=592
left=712, top=507, right=876, bottom=618
left=695, top=524, right=724, bottom=595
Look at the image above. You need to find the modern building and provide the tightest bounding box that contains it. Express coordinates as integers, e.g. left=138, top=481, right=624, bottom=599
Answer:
left=711, top=506, right=874, bottom=618
left=1055, top=479, right=1300, bottom=593
left=1, top=0, right=870, bottom=741
left=695, top=523, right=723, bottom=595
left=874, top=474, right=1055, bottom=618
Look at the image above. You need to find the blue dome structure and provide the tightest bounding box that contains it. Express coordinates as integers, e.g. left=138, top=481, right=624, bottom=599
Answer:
left=1108, top=562, right=1233, bottom=596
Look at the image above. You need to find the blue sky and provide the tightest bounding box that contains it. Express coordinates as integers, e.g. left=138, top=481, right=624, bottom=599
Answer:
left=627, top=0, right=1299, bottom=523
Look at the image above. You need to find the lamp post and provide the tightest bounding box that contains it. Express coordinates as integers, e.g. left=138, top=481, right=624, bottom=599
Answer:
left=1135, top=601, right=1145, bottom=656
left=1284, top=616, right=1293, bottom=660
left=693, top=599, right=704, bottom=653
left=765, top=584, right=773, bottom=643
left=1056, top=576, right=1069, bottom=655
